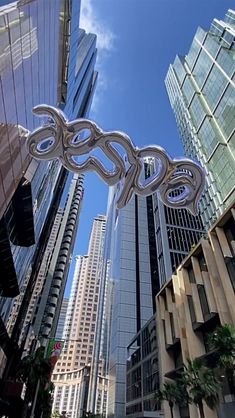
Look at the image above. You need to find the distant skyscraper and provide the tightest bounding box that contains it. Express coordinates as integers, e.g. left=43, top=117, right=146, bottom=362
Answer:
left=56, top=298, right=69, bottom=340
left=154, top=192, right=204, bottom=287
left=165, top=8, right=235, bottom=228
left=102, top=184, right=159, bottom=418
left=52, top=215, right=107, bottom=417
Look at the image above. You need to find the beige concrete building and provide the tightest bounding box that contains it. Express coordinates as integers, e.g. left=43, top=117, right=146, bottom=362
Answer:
left=52, top=366, right=108, bottom=418
left=156, top=202, right=235, bottom=418
left=52, top=215, right=107, bottom=417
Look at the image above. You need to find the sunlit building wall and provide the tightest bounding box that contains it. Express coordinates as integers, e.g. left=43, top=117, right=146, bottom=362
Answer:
left=52, top=216, right=107, bottom=418
left=54, top=215, right=106, bottom=372
left=156, top=201, right=235, bottom=418
left=52, top=366, right=108, bottom=418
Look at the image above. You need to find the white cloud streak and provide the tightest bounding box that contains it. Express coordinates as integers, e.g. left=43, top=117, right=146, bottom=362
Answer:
left=80, top=0, right=115, bottom=52
left=79, top=0, right=115, bottom=116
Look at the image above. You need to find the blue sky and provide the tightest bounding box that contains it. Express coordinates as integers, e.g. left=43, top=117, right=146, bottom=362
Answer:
left=65, top=0, right=232, bottom=296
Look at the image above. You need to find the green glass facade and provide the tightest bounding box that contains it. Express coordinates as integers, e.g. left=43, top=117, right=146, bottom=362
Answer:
left=165, top=9, right=235, bottom=228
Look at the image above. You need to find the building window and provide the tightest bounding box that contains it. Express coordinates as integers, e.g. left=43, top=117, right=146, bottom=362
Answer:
left=188, top=265, right=196, bottom=283
left=198, top=285, right=210, bottom=319
left=162, top=319, right=167, bottom=346
left=225, top=258, right=235, bottom=292
left=169, top=312, right=175, bottom=341
left=187, top=295, right=196, bottom=325
left=198, top=253, right=208, bottom=272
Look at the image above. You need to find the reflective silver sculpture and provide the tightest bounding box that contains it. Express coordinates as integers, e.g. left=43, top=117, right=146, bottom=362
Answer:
left=26, top=105, right=205, bottom=214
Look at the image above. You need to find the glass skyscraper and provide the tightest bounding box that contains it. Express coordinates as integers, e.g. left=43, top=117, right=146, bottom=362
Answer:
left=165, top=9, right=235, bottom=228
left=0, top=0, right=69, bottom=367
left=0, top=0, right=98, bottom=391
left=154, top=192, right=204, bottom=287
left=56, top=298, right=69, bottom=340
left=102, top=185, right=159, bottom=418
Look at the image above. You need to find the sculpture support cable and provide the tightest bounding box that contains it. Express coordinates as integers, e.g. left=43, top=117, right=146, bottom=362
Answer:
left=26, top=105, right=205, bottom=214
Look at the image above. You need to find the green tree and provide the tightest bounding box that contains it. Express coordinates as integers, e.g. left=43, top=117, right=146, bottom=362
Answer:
left=36, top=382, right=54, bottom=418
left=51, top=411, right=61, bottom=418
left=182, top=358, right=219, bottom=418
left=209, top=324, right=235, bottom=397
left=16, top=347, right=51, bottom=392
left=156, top=379, right=189, bottom=418
left=16, top=347, right=52, bottom=418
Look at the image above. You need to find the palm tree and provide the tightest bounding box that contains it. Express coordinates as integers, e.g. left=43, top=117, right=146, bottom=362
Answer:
left=182, top=358, right=219, bottom=418
left=209, top=324, right=235, bottom=398
left=156, top=379, right=189, bottom=418
left=36, top=382, right=54, bottom=418
left=16, top=347, right=52, bottom=418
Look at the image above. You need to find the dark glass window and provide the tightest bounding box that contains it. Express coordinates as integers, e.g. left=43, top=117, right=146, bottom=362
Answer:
left=187, top=295, right=196, bottom=324
left=188, top=265, right=196, bottom=283
left=198, top=253, right=208, bottom=271
left=198, top=285, right=210, bottom=318
left=169, top=312, right=175, bottom=340
left=225, top=258, right=235, bottom=292
left=162, top=319, right=167, bottom=346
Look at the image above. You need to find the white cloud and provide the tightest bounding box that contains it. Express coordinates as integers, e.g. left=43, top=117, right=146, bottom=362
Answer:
left=80, top=0, right=115, bottom=116
left=80, top=0, right=115, bottom=53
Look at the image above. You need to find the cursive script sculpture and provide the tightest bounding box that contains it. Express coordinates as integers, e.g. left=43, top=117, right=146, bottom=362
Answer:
left=26, top=105, right=205, bottom=214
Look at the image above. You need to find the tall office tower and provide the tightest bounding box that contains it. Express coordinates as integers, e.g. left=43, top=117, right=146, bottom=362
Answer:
left=52, top=216, right=107, bottom=418
left=12, top=173, right=83, bottom=351
left=0, top=0, right=98, bottom=378
left=59, top=255, right=86, bottom=345
left=165, top=9, right=235, bottom=229
left=154, top=192, right=205, bottom=287
left=102, top=185, right=159, bottom=418
left=0, top=0, right=71, bottom=378
left=56, top=298, right=69, bottom=340
left=32, top=174, right=84, bottom=346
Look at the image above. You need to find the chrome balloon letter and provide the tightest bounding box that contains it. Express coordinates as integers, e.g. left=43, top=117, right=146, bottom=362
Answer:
left=26, top=105, right=205, bottom=214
